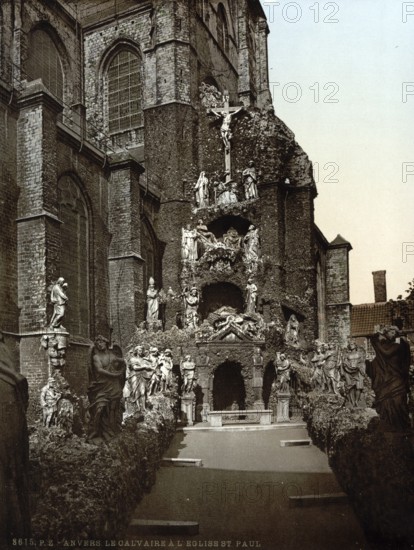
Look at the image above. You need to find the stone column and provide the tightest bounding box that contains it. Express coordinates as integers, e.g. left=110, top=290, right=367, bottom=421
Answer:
left=109, top=155, right=145, bottom=348
left=252, top=350, right=265, bottom=409
left=181, top=393, right=195, bottom=426
left=16, top=82, right=63, bottom=419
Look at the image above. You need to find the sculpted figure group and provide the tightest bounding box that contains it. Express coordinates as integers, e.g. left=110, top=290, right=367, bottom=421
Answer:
left=305, top=339, right=365, bottom=407
left=181, top=220, right=261, bottom=268
left=193, top=162, right=259, bottom=209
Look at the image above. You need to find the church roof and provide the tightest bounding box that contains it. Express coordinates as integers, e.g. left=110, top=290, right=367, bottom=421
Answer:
left=329, top=234, right=352, bottom=249
left=351, top=302, right=393, bottom=336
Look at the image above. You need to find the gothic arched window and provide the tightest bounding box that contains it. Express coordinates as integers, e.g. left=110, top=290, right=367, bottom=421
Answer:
left=107, top=49, right=142, bottom=134
left=26, top=29, right=64, bottom=100
left=141, top=220, right=157, bottom=291
left=58, top=176, right=90, bottom=336
left=217, top=3, right=229, bottom=53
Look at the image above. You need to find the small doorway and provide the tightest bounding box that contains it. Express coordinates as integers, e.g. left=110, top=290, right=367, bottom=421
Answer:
left=213, top=362, right=246, bottom=411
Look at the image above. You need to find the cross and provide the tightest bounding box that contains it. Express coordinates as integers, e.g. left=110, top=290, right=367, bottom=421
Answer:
left=209, top=90, right=243, bottom=182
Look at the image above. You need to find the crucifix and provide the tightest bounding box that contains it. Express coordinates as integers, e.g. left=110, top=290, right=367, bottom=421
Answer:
left=209, top=90, right=243, bottom=182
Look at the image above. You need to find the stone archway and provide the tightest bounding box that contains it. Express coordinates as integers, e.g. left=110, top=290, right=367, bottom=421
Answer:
left=212, top=361, right=246, bottom=411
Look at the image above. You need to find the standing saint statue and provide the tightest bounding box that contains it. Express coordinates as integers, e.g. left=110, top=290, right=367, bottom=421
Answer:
left=87, top=335, right=126, bottom=443
left=181, top=224, right=198, bottom=261
left=341, top=340, right=365, bottom=407
left=243, top=225, right=261, bottom=267
left=242, top=161, right=258, bottom=200
left=159, top=349, right=174, bottom=393
left=40, top=377, right=61, bottom=427
left=194, top=171, right=209, bottom=208
left=365, top=326, right=411, bottom=431
left=146, top=277, right=159, bottom=323
left=322, top=343, right=341, bottom=395
left=49, top=277, right=68, bottom=329
left=124, top=345, right=153, bottom=414
left=184, top=287, right=200, bottom=329
left=180, top=355, right=196, bottom=393
left=275, top=352, right=291, bottom=393
left=245, top=277, right=258, bottom=314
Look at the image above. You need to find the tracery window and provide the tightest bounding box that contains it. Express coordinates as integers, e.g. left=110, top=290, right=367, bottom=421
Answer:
left=58, top=176, right=90, bottom=336
left=107, top=50, right=142, bottom=134
left=26, top=29, right=64, bottom=100
left=217, top=3, right=229, bottom=53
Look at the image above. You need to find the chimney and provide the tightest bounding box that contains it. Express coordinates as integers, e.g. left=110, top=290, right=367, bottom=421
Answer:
left=372, top=270, right=387, bottom=302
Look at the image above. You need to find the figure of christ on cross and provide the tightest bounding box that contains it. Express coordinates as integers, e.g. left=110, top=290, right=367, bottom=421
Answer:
left=209, top=90, right=243, bottom=182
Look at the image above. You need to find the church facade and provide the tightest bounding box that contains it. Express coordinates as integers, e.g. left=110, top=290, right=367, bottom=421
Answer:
left=0, top=0, right=351, bottom=414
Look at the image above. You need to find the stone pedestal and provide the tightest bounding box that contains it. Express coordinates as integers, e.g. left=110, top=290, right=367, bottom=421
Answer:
left=181, top=393, right=195, bottom=426
left=201, top=403, right=210, bottom=423
left=276, top=392, right=291, bottom=423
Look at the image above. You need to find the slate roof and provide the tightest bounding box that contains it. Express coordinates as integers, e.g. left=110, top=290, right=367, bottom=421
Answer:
left=351, top=302, right=393, bottom=336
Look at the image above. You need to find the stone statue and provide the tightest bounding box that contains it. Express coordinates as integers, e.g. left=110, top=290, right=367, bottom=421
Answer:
left=215, top=172, right=238, bottom=205
left=223, top=227, right=242, bottom=251
left=341, top=340, right=365, bottom=407
left=40, top=377, right=61, bottom=427
left=199, top=82, right=223, bottom=108
left=285, top=314, right=300, bottom=347
left=181, top=225, right=198, bottom=262
left=210, top=97, right=243, bottom=150
left=146, top=277, right=159, bottom=323
left=180, top=355, right=196, bottom=393
left=159, top=348, right=174, bottom=392
left=148, top=347, right=161, bottom=395
left=245, top=277, right=258, bottom=314
left=184, top=287, right=200, bottom=329
left=87, top=335, right=126, bottom=443
left=196, top=219, right=217, bottom=256
left=365, top=326, right=411, bottom=431
left=124, top=345, right=153, bottom=414
left=194, top=171, right=209, bottom=208
left=310, top=340, right=325, bottom=390
left=322, top=343, right=340, bottom=395
left=243, top=225, right=260, bottom=267
left=0, top=331, right=31, bottom=544
left=49, top=277, right=68, bottom=329
left=275, top=352, right=291, bottom=392
left=242, top=161, right=258, bottom=200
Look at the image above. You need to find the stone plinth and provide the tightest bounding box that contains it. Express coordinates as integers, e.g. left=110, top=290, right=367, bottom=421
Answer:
left=276, top=392, right=291, bottom=423
left=181, top=393, right=195, bottom=426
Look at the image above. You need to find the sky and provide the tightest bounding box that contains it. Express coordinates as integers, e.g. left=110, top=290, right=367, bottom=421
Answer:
left=262, top=0, right=414, bottom=304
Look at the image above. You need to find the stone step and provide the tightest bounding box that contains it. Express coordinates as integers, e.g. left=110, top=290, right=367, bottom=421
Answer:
left=177, top=422, right=306, bottom=433
left=289, top=493, right=348, bottom=508
left=161, top=457, right=203, bottom=467
left=280, top=439, right=312, bottom=447
left=128, top=519, right=199, bottom=536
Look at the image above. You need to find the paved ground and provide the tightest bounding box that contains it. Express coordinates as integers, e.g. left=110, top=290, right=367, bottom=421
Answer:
left=128, top=427, right=369, bottom=550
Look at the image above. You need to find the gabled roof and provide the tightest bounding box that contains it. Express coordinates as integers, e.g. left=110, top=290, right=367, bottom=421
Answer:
left=351, top=302, right=393, bottom=336
left=329, top=234, right=352, bottom=249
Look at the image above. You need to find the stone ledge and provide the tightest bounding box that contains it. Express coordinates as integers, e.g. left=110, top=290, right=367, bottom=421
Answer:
left=161, top=458, right=203, bottom=467
left=280, top=439, right=312, bottom=447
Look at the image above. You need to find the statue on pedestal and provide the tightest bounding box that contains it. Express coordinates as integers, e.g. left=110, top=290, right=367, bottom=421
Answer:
left=242, top=161, right=258, bottom=200
left=194, top=171, right=209, bottom=208
left=49, top=277, right=68, bottom=329
left=180, top=355, right=196, bottom=393
left=366, top=326, right=411, bottom=431
left=245, top=277, right=258, bottom=314
left=341, top=341, right=365, bottom=406
left=148, top=347, right=161, bottom=395
left=184, top=287, right=200, bottom=329
left=243, top=225, right=260, bottom=268
left=146, top=277, right=159, bottom=326
left=87, top=336, right=126, bottom=443
left=182, top=224, right=198, bottom=262
left=275, top=352, right=291, bottom=393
